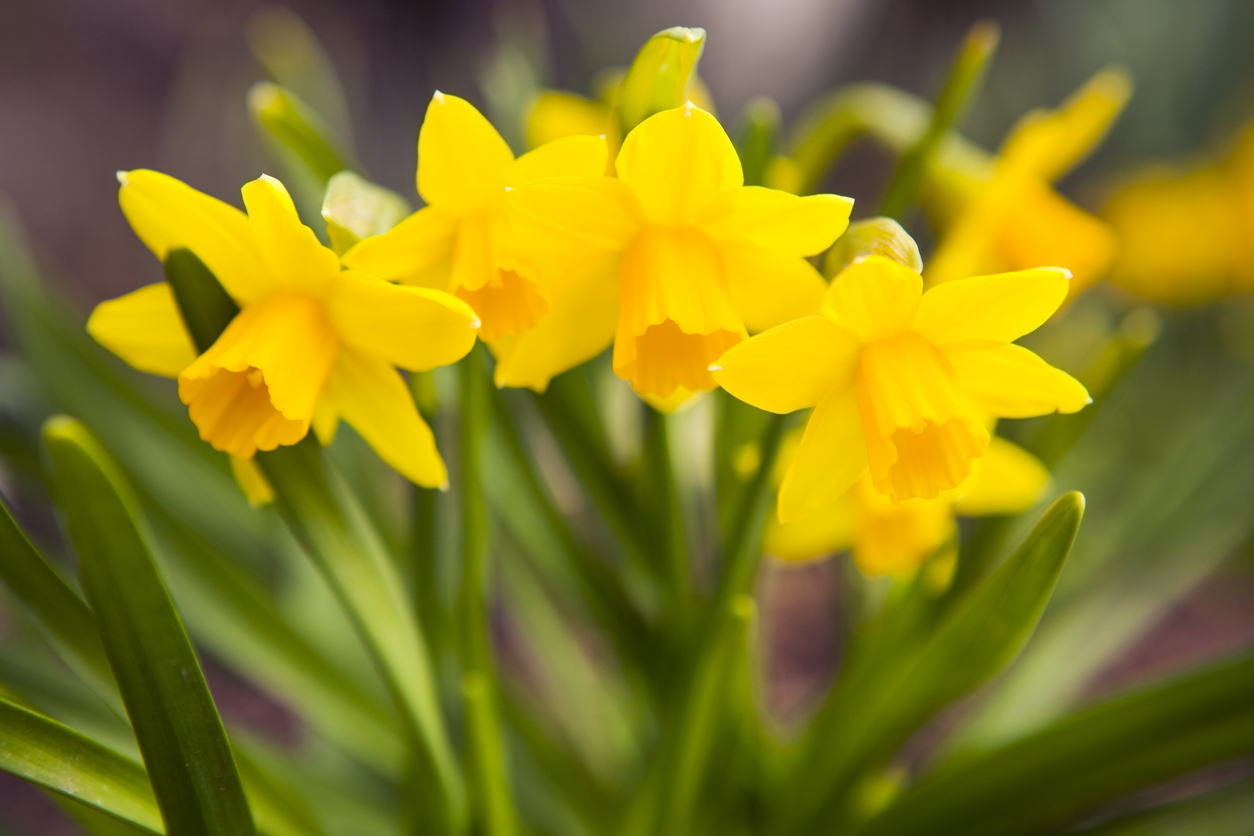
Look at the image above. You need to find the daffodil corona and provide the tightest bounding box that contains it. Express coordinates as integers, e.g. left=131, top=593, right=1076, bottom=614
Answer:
left=88, top=170, right=479, bottom=487
left=502, top=103, right=853, bottom=404
left=342, top=93, right=607, bottom=343
left=714, top=255, right=1089, bottom=519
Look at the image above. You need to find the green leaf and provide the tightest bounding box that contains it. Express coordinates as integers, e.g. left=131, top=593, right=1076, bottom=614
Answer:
left=0, top=695, right=162, bottom=833
left=822, top=217, right=923, bottom=278
left=617, top=27, right=706, bottom=132
left=782, top=492, right=1085, bottom=834
left=734, top=97, right=781, bottom=188
left=249, top=82, right=350, bottom=184
left=853, top=653, right=1254, bottom=836
left=257, top=438, right=466, bottom=834
left=879, top=20, right=999, bottom=220
left=0, top=496, right=122, bottom=717
left=320, top=171, right=411, bottom=256
left=43, top=416, right=255, bottom=836
left=164, top=249, right=239, bottom=354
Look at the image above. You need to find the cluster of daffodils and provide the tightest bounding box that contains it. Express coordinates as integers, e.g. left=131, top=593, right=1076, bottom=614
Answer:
left=89, top=81, right=1090, bottom=577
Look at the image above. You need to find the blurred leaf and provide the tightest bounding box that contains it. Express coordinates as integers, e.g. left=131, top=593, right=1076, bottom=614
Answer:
left=1079, top=777, right=1254, bottom=835
left=164, top=248, right=239, bottom=353
left=617, top=27, right=706, bottom=132
left=735, top=97, right=781, bottom=188
left=43, top=416, right=255, bottom=836
left=0, top=212, right=270, bottom=570
left=880, top=20, right=999, bottom=220
left=249, top=82, right=350, bottom=184
left=247, top=7, right=354, bottom=151
left=0, top=695, right=162, bottom=833
left=258, top=438, right=466, bottom=834
left=784, top=493, right=1085, bottom=834
left=320, top=171, right=411, bottom=256
left=854, top=653, right=1254, bottom=836
left=0, top=496, right=123, bottom=717
left=823, top=217, right=924, bottom=278
left=147, top=510, right=402, bottom=775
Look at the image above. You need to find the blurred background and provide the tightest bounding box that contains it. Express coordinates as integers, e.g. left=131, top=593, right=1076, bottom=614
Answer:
left=4, top=0, right=1254, bottom=830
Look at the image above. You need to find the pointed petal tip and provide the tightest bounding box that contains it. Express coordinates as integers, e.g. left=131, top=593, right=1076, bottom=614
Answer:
left=708, top=363, right=722, bottom=372
left=438, top=479, right=450, bottom=492
left=469, top=316, right=481, bottom=329
left=432, top=90, right=445, bottom=104
left=115, top=170, right=129, bottom=185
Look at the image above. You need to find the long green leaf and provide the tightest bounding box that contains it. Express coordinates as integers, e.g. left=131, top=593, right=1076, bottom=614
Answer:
left=0, top=695, right=162, bottom=833
left=854, top=654, right=1254, bottom=836
left=0, top=496, right=122, bottom=716
left=782, top=492, right=1085, bottom=835
left=43, top=416, right=255, bottom=836
left=258, top=438, right=466, bottom=834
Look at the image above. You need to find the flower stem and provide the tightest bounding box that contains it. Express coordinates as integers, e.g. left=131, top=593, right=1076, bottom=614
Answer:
left=459, top=345, right=518, bottom=836
left=879, top=20, right=999, bottom=221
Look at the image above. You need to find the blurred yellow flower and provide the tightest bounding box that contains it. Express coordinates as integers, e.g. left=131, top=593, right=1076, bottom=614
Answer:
left=342, top=92, right=608, bottom=342
left=713, top=255, right=1088, bottom=518
left=926, top=68, right=1131, bottom=299
left=502, top=103, right=853, bottom=403
left=88, top=170, right=478, bottom=487
left=764, top=432, right=1049, bottom=575
left=1103, top=125, right=1254, bottom=304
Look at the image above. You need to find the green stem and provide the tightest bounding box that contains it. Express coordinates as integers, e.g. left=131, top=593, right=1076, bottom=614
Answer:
left=489, top=387, right=654, bottom=674
left=459, top=346, right=518, bottom=836
left=879, top=20, right=999, bottom=220
left=643, top=408, right=689, bottom=634
left=655, top=412, right=787, bottom=834
left=258, top=440, right=466, bottom=834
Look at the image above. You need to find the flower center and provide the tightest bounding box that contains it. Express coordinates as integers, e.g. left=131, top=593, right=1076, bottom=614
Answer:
left=178, top=294, right=339, bottom=458
left=456, top=269, right=549, bottom=342
left=854, top=329, right=988, bottom=501
left=613, top=225, right=745, bottom=397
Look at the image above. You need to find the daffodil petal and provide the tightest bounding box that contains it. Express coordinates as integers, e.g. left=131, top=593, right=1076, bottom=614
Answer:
left=764, top=492, right=855, bottom=562
left=912, top=267, right=1071, bottom=345
left=947, top=340, right=1090, bottom=418
left=341, top=206, right=457, bottom=289
left=493, top=255, right=619, bottom=391
left=777, top=388, right=867, bottom=523
left=323, top=345, right=447, bottom=487
left=712, top=316, right=859, bottom=414
left=326, top=271, right=478, bottom=372
left=615, top=104, right=742, bottom=225
left=417, top=92, right=514, bottom=216
left=86, top=283, right=197, bottom=377
left=821, top=256, right=922, bottom=342
left=996, top=180, right=1118, bottom=298
left=506, top=177, right=642, bottom=272
left=240, top=175, right=341, bottom=294
left=118, top=169, right=272, bottom=305
left=509, top=135, right=608, bottom=185
left=526, top=91, right=618, bottom=150
left=722, top=243, right=827, bottom=334
left=953, top=436, right=1050, bottom=516
left=699, top=187, right=853, bottom=257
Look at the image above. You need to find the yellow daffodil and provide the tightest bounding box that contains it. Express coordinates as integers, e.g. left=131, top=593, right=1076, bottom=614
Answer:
left=501, top=103, right=853, bottom=404
left=713, top=255, right=1089, bottom=518
left=764, top=431, right=1049, bottom=575
left=88, top=170, right=478, bottom=488
left=1103, top=124, right=1254, bottom=304
left=925, top=68, right=1131, bottom=299
left=341, top=92, right=607, bottom=343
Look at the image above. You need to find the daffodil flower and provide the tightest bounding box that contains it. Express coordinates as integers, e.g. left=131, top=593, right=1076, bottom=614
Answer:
left=1103, top=125, right=1254, bottom=304
left=764, top=432, right=1050, bottom=575
left=925, top=68, right=1131, bottom=299
left=88, top=170, right=479, bottom=488
left=502, top=103, right=853, bottom=404
left=713, top=255, right=1089, bottom=517
left=341, top=93, right=607, bottom=343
